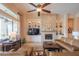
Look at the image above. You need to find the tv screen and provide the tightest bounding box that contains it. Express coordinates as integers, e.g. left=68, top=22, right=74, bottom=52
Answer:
left=28, top=28, right=40, bottom=35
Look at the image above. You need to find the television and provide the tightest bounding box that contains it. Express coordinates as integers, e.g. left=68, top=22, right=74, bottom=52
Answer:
left=28, top=28, right=40, bottom=35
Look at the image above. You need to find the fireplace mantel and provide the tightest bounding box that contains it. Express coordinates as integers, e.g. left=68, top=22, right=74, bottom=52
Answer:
left=41, top=31, right=56, bottom=42
left=42, top=30, right=56, bottom=32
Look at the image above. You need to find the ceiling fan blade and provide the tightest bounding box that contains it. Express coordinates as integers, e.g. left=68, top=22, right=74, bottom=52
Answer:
left=27, top=9, right=36, bottom=12
left=38, top=12, right=40, bottom=16
left=41, top=3, right=51, bottom=8
left=42, top=9, right=51, bottom=13
left=29, top=3, right=37, bottom=8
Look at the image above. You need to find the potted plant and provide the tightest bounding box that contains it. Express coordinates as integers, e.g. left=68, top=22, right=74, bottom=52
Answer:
left=21, top=38, right=26, bottom=45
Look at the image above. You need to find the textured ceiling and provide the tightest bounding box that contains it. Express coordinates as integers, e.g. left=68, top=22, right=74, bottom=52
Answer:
left=4, top=3, right=79, bottom=15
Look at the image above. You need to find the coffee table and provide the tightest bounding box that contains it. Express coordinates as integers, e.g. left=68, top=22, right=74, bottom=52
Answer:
left=43, top=42, right=63, bottom=52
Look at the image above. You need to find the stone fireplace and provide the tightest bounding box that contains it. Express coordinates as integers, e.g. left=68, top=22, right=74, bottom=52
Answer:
left=41, top=31, right=56, bottom=42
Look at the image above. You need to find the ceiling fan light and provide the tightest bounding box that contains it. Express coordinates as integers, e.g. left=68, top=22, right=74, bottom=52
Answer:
left=37, top=8, right=41, bottom=12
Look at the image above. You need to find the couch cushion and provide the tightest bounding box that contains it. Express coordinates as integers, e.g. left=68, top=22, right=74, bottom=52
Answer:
left=56, top=40, right=79, bottom=52
left=72, top=40, right=79, bottom=47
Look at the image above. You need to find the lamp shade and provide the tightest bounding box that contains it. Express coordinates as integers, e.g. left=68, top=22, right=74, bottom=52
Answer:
left=9, top=32, right=16, bottom=41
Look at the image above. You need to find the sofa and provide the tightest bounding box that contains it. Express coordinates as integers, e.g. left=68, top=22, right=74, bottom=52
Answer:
left=0, top=44, right=32, bottom=56
left=55, top=39, right=79, bottom=52
left=44, top=38, right=79, bottom=56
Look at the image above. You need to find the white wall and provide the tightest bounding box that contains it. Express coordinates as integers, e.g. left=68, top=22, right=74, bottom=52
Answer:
left=30, top=35, right=42, bottom=43
left=62, top=14, right=68, bottom=38
left=22, top=13, right=70, bottom=43
left=74, top=13, right=79, bottom=31
left=25, top=13, right=57, bottom=43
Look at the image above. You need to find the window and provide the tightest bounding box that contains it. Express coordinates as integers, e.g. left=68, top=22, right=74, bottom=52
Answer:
left=0, top=16, right=9, bottom=39
left=13, top=21, right=18, bottom=33
left=0, top=15, right=20, bottom=40
left=0, top=4, right=20, bottom=40
left=7, top=20, right=13, bottom=35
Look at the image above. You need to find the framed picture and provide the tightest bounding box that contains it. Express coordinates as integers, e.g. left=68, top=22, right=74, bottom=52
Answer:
left=68, top=27, right=72, bottom=33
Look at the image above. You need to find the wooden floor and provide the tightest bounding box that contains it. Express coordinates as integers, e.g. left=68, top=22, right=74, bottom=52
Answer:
left=22, top=42, right=44, bottom=56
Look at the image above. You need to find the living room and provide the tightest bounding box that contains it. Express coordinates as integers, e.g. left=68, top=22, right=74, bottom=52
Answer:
left=0, top=3, right=79, bottom=56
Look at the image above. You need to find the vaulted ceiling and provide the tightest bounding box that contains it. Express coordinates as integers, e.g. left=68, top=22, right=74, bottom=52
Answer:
left=3, top=3, right=79, bottom=15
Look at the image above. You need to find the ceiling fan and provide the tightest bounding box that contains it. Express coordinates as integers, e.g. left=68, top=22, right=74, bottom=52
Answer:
left=27, top=3, right=51, bottom=16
